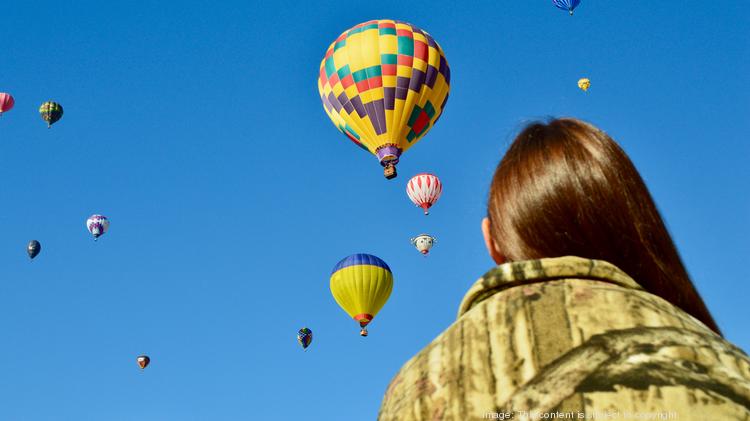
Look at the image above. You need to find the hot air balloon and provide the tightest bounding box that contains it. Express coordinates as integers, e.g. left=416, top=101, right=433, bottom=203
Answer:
left=137, top=355, right=150, bottom=369
left=39, top=101, right=63, bottom=128
left=27, top=240, right=41, bottom=260
left=0, top=93, right=14, bottom=116
left=406, top=173, right=442, bottom=215
left=297, top=328, right=313, bottom=350
left=553, top=0, right=581, bottom=15
left=578, top=78, right=591, bottom=92
left=330, top=254, right=393, bottom=336
left=318, top=20, right=451, bottom=180
left=410, top=234, right=436, bottom=256
left=86, top=214, right=109, bottom=240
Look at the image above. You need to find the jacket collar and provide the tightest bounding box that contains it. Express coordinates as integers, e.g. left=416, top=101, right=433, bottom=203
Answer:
left=458, top=256, right=644, bottom=317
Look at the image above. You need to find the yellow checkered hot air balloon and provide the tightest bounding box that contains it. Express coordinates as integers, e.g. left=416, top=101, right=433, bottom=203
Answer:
left=318, top=20, right=451, bottom=180
left=330, top=254, right=393, bottom=336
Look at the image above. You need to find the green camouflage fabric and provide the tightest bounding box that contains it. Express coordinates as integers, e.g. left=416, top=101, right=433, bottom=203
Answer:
left=378, top=256, right=750, bottom=421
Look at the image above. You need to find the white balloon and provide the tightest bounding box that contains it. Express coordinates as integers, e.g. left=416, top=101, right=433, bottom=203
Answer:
left=86, top=214, right=110, bottom=240
left=410, top=234, right=436, bottom=255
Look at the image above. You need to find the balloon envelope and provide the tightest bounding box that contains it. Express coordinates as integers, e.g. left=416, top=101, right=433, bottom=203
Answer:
left=86, top=215, right=110, bottom=240
left=297, top=328, right=313, bottom=350
left=410, top=234, right=436, bottom=255
left=137, top=355, right=150, bottom=369
left=578, top=78, right=591, bottom=92
left=0, top=93, right=15, bottom=115
left=27, top=240, right=41, bottom=260
left=39, top=101, right=63, bottom=127
left=318, top=20, right=451, bottom=179
left=406, top=173, right=442, bottom=215
left=552, top=0, right=581, bottom=14
left=330, top=254, right=393, bottom=333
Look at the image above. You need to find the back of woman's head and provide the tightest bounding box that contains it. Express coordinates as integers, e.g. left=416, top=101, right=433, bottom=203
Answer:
left=487, top=118, right=720, bottom=334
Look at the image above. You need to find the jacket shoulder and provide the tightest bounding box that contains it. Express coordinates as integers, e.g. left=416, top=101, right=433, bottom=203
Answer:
left=378, top=277, right=750, bottom=421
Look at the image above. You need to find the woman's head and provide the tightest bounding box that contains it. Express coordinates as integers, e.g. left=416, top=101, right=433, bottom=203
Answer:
left=483, top=118, right=720, bottom=334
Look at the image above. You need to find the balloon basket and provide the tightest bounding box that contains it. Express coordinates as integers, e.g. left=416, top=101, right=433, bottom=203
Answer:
left=383, top=165, right=397, bottom=180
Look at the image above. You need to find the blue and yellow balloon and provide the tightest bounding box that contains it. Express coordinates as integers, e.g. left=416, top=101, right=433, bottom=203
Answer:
left=330, top=254, right=393, bottom=336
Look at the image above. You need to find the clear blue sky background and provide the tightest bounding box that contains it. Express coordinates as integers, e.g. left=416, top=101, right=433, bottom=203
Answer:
left=1, top=1, right=748, bottom=420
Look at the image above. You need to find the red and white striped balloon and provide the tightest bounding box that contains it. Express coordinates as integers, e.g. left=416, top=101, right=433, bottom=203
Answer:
left=406, top=173, right=442, bottom=215
left=0, top=93, right=15, bottom=116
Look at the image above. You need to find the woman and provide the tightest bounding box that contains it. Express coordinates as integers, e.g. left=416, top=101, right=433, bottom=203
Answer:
left=378, top=119, right=750, bottom=420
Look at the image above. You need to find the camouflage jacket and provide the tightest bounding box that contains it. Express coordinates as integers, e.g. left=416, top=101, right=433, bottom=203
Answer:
left=378, top=256, right=750, bottom=421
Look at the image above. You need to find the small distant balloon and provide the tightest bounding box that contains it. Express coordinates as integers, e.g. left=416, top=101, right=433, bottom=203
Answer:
left=39, top=101, right=63, bottom=128
left=410, top=234, right=436, bottom=256
left=553, top=0, right=581, bottom=15
left=27, top=240, right=41, bottom=260
left=297, top=328, right=313, bottom=350
left=86, top=214, right=109, bottom=240
left=578, top=78, right=591, bottom=92
left=137, top=355, right=150, bottom=369
left=407, top=173, right=442, bottom=215
left=0, top=93, right=15, bottom=116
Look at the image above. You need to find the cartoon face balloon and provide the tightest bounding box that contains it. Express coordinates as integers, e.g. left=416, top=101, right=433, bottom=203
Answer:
left=410, top=234, right=436, bottom=255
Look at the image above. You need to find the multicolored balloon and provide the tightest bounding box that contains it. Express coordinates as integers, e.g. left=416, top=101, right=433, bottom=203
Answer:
left=553, top=0, right=581, bottom=15
left=137, top=355, right=150, bottom=369
left=297, top=328, right=313, bottom=350
left=406, top=173, right=442, bottom=215
left=39, top=101, right=63, bottom=128
left=578, top=78, right=591, bottom=92
left=410, top=234, right=436, bottom=256
left=330, top=254, right=393, bottom=336
left=0, top=93, right=15, bottom=116
left=86, top=214, right=109, bottom=241
left=318, top=20, right=451, bottom=180
left=27, top=240, right=41, bottom=260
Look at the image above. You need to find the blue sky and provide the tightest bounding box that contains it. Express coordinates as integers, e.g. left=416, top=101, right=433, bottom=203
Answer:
left=1, top=1, right=748, bottom=420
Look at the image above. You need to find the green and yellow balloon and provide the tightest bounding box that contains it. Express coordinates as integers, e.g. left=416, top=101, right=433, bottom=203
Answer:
left=39, top=101, right=63, bottom=128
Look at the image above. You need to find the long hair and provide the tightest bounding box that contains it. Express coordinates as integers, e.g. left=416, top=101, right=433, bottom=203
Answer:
left=487, top=118, right=720, bottom=334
